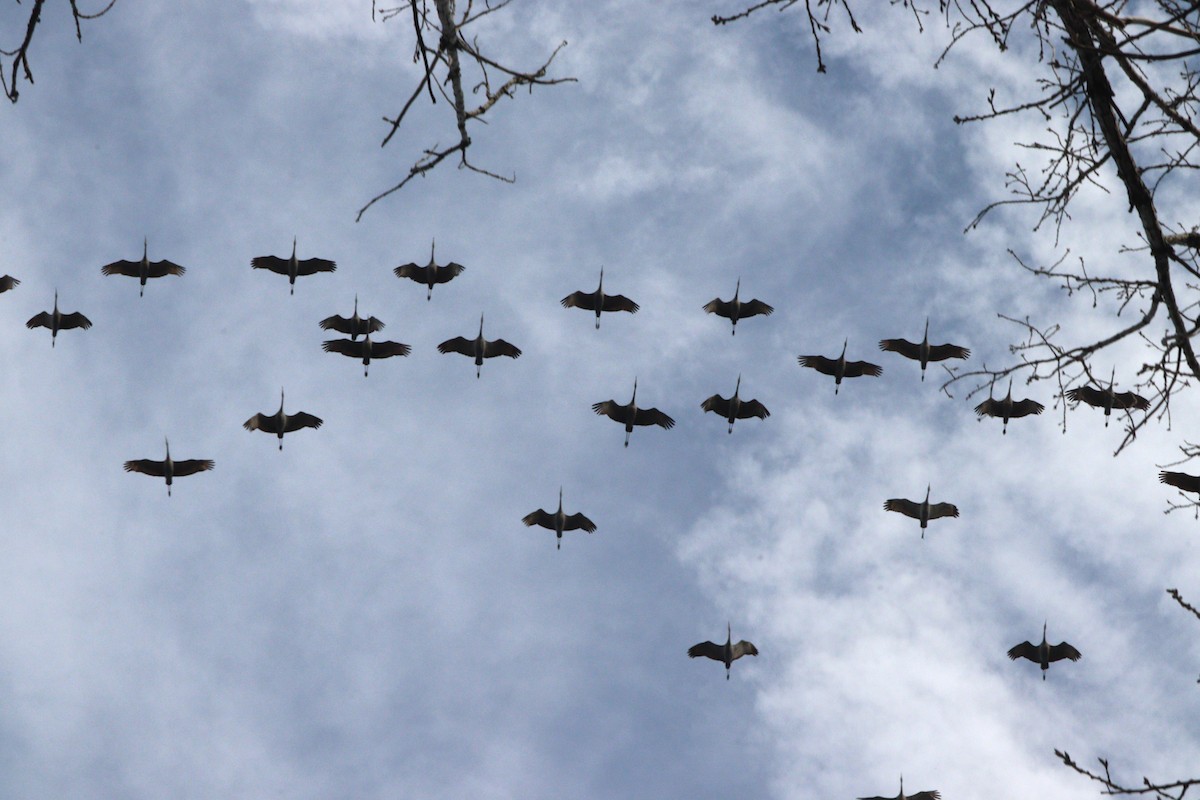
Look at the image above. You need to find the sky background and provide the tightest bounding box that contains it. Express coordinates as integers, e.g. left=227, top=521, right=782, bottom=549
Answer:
left=1, top=2, right=1198, bottom=798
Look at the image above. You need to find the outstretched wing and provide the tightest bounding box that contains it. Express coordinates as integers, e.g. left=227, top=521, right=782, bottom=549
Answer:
left=0, top=275, right=20, bottom=292
left=703, top=298, right=732, bottom=317
left=243, top=412, right=275, bottom=433
left=974, top=398, right=999, bottom=418
left=797, top=355, right=837, bottom=376
left=1007, top=641, right=1038, bottom=662
left=393, top=263, right=428, bottom=281
left=485, top=339, right=522, bottom=359
left=592, top=400, right=632, bottom=425
left=147, top=260, right=186, bottom=278
left=522, top=509, right=554, bottom=529
left=878, top=337, right=920, bottom=359
left=363, top=317, right=386, bottom=334
left=319, top=314, right=353, bottom=334
left=687, top=641, right=723, bottom=661
left=1065, top=386, right=1105, bottom=408
left=432, top=262, right=465, bottom=284
left=601, top=294, right=639, bottom=313
left=561, top=290, right=599, bottom=311
left=908, top=791, right=941, bottom=800
left=731, top=640, right=758, bottom=659
left=633, top=407, right=675, bottom=429
left=172, top=459, right=215, bottom=477
left=284, top=412, right=323, bottom=433
left=701, top=393, right=732, bottom=417
left=1112, top=390, right=1150, bottom=411
left=884, top=498, right=921, bottom=519
left=1160, top=470, right=1200, bottom=493
left=295, top=257, right=336, bottom=276
left=737, top=399, right=770, bottom=420
left=100, top=259, right=139, bottom=277
left=1047, top=642, right=1082, bottom=663
left=371, top=341, right=412, bottom=359
left=564, top=513, right=597, bottom=533
left=928, top=343, right=969, bottom=361
left=437, top=336, right=474, bottom=356
left=26, top=312, right=51, bottom=330
left=740, top=299, right=773, bottom=318
left=124, top=459, right=166, bottom=477
left=251, top=255, right=289, bottom=275
left=322, top=339, right=364, bottom=357
left=1009, top=398, right=1045, bottom=418
left=928, top=502, right=960, bottom=520
left=58, top=312, right=92, bottom=330
left=842, top=360, right=882, bottom=378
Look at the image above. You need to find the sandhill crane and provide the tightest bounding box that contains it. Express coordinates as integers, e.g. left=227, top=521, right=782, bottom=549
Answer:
left=243, top=389, right=323, bottom=450
left=1159, top=470, right=1200, bottom=494
left=703, top=278, right=774, bottom=335
left=1066, top=368, right=1150, bottom=427
left=798, top=339, right=882, bottom=393
left=688, top=622, right=758, bottom=679
left=1007, top=622, right=1081, bottom=680
left=251, top=237, right=336, bottom=294
left=701, top=375, right=770, bottom=433
left=878, top=319, right=970, bottom=381
left=0, top=275, right=20, bottom=293
left=100, top=237, right=186, bottom=296
left=319, top=295, right=384, bottom=341
left=123, top=438, right=214, bottom=496
left=522, top=487, right=597, bottom=549
left=592, top=378, right=675, bottom=447
left=437, top=314, right=522, bottom=377
left=858, top=777, right=940, bottom=800
left=322, top=334, right=412, bottom=377
left=26, top=290, right=92, bottom=347
left=561, top=267, right=639, bottom=329
left=974, top=378, right=1044, bottom=434
left=394, top=239, right=465, bottom=300
left=883, top=485, right=959, bottom=539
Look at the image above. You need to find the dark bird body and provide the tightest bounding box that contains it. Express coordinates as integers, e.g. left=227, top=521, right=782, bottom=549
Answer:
left=123, top=438, right=214, bottom=496
left=1007, top=622, right=1081, bottom=679
left=522, top=488, right=597, bottom=549
left=323, top=334, right=411, bottom=376
left=319, top=296, right=384, bottom=341
left=437, top=314, right=521, bottom=377
left=243, top=389, right=323, bottom=450
left=884, top=485, right=959, bottom=539
left=688, top=622, right=758, bottom=679
left=798, top=339, right=882, bottom=393
left=974, top=379, right=1044, bottom=434
left=1159, top=470, right=1200, bottom=494
left=561, top=267, right=639, bottom=328
left=703, top=278, right=773, bottom=335
left=0, top=275, right=20, bottom=293
left=858, top=777, right=940, bottom=800
left=701, top=375, right=769, bottom=433
left=394, top=240, right=465, bottom=300
left=878, top=319, right=970, bottom=380
left=26, top=290, right=92, bottom=347
left=1066, top=368, right=1149, bottom=427
left=252, top=237, right=336, bottom=294
left=100, top=237, right=186, bottom=296
left=592, top=378, right=675, bottom=447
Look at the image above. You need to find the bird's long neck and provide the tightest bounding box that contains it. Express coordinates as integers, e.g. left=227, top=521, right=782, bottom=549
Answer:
left=839, top=339, right=848, bottom=363
left=630, top=378, right=638, bottom=408
left=734, top=374, right=742, bottom=397
left=477, top=314, right=485, bottom=341
left=291, top=237, right=297, bottom=261
left=142, top=237, right=149, bottom=265
left=597, top=267, right=604, bottom=293
left=279, top=388, right=286, bottom=414
left=557, top=487, right=564, bottom=516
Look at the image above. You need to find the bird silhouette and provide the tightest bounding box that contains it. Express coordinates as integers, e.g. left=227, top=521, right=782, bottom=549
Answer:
left=319, top=295, right=385, bottom=341
left=701, top=375, right=769, bottom=433
left=1066, top=368, right=1150, bottom=427
left=974, top=378, right=1044, bottom=433
left=243, top=389, right=323, bottom=450
left=26, top=290, right=92, bottom=347
left=100, top=237, right=186, bottom=296
left=1007, top=622, right=1081, bottom=679
left=878, top=318, right=970, bottom=380
left=703, top=278, right=773, bottom=335
left=252, top=237, right=336, bottom=294
left=123, top=438, right=214, bottom=496
left=394, top=239, right=465, bottom=300
left=688, top=622, right=758, bottom=679
left=561, top=267, right=639, bottom=328
left=592, top=378, right=675, bottom=447
left=798, top=339, right=882, bottom=394
left=323, top=334, right=412, bottom=377
left=884, top=485, right=959, bottom=539
left=858, top=776, right=940, bottom=800
left=521, top=488, right=597, bottom=549
left=437, top=314, right=522, bottom=377
left=0, top=275, right=20, bottom=293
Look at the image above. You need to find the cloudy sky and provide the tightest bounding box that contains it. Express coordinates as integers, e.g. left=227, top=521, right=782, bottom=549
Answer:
left=1, top=2, right=1197, bottom=798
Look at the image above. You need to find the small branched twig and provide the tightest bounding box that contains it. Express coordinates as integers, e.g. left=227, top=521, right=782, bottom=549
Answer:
left=2, top=0, right=118, bottom=104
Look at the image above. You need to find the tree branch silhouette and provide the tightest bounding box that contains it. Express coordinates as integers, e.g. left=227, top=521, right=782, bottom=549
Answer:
left=2, top=0, right=118, bottom=104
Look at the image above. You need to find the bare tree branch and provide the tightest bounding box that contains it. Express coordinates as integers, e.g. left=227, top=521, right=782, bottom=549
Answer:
left=2, top=0, right=118, bottom=104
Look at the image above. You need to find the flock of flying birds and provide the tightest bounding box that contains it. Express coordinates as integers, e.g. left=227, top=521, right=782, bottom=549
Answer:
left=4, top=233, right=1174, bottom=798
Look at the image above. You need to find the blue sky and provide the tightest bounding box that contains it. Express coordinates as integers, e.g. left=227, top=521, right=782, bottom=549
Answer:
left=1, top=2, right=1198, bottom=798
